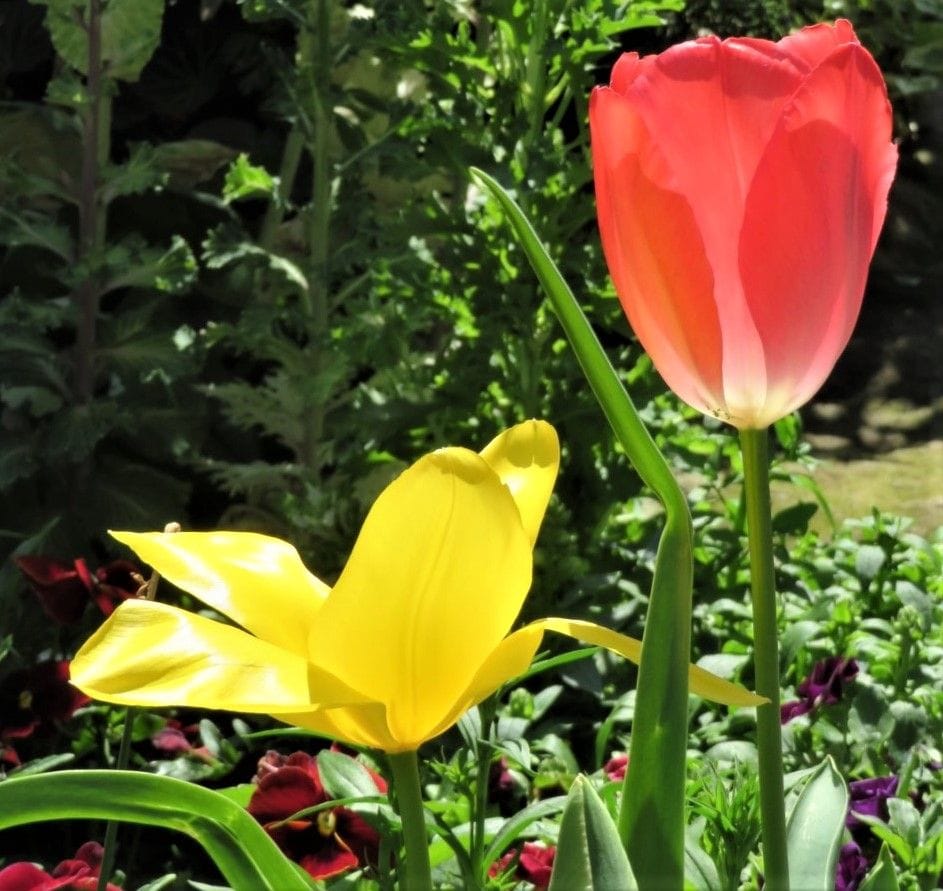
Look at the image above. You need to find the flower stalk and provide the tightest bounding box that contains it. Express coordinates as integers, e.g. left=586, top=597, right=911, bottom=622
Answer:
left=387, top=751, right=433, bottom=891
left=740, top=427, right=789, bottom=889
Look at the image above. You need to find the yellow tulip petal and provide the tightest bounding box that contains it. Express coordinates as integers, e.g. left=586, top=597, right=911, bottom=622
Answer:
left=535, top=617, right=767, bottom=707
left=70, top=599, right=370, bottom=712
left=478, top=420, right=560, bottom=545
left=310, top=447, right=533, bottom=751
left=111, top=530, right=328, bottom=657
left=422, top=624, right=547, bottom=743
left=279, top=703, right=401, bottom=752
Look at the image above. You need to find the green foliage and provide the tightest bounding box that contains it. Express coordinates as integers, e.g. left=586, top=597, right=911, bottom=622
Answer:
left=548, top=775, right=637, bottom=890
left=29, top=0, right=165, bottom=82
left=785, top=758, right=849, bottom=890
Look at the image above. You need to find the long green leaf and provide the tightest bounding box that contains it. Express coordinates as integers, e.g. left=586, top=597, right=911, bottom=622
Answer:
left=785, top=757, right=849, bottom=890
left=470, top=166, right=693, bottom=885
left=548, top=775, right=637, bottom=891
left=0, top=770, right=311, bottom=891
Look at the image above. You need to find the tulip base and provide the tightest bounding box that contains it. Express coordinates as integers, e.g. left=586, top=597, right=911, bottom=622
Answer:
left=740, top=427, right=789, bottom=890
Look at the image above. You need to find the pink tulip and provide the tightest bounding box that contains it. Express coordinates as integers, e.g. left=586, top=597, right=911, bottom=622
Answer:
left=590, top=20, right=897, bottom=429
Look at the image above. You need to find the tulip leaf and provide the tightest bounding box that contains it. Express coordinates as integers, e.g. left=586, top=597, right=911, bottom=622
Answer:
left=0, top=770, right=311, bottom=891
left=471, top=166, right=694, bottom=885
left=858, top=844, right=900, bottom=891
left=547, top=775, right=637, bottom=891
left=785, top=757, right=849, bottom=890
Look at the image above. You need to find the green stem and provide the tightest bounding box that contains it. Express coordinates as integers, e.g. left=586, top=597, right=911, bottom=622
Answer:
left=258, top=124, right=305, bottom=252
left=388, top=751, right=433, bottom=891
left=96, top=710, right=137, bottom=891
left=472, top=699, right=497, bottom=887
left=74, top=0, right=110, bottom=405
left=739, top=427, right=789, bottom=890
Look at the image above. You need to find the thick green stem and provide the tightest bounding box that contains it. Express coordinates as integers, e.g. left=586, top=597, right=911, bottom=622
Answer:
left=740, top=427, right=789, bottom=890
left=296, top=0, right=332, bottom=471
left=388, top=751, right=433, bottom=891
left=74, top=0, right=110, bottom=404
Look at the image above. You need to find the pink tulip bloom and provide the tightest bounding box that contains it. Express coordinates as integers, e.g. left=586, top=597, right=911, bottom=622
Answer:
left=590, top=20, right=897, bottom=429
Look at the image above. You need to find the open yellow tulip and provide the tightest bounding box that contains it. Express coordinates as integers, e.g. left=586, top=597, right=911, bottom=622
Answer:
left=71, top=420, right=763, bottom=753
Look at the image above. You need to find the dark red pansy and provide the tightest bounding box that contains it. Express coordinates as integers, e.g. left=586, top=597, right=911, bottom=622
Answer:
left=489, top=842, right=556, bottom=890
left=0, top=661, right=90, bottom=743
left=247, top=750, right=386, bottom=880
left=0, top=842, right=122, bottom=891
left=15, top=557, right=142, bottom=625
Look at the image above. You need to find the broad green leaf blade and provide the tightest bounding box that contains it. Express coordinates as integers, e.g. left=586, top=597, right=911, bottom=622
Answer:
left=857, top=844, right=900, bottom=891
left=548, top=776, right=637, bottom=891
left=471, top=166, right=694, bottom=885
left=31, top=0, right=164, bottom=82
left=0, top=770, right=311, bottom=891
left=786, top=757, right=849, bottom=890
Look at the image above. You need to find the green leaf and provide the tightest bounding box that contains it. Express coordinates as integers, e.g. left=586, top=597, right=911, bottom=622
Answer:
left=0, top=770, right=310, bottom=890
left=150, top=140, right=238, bottom=190
left=471, top=166, right=694, bottom=886
left=30, top=0, right=164, bottom=82
left=223, top=153, right=277, bottom=203
left=786, top=757, right=849, bottom=890
left=684, top=839, right=722, bottom=891
left=316, top=750, right=383, bottom=800
left=483, top=795, right=567, bottom=869
left=548, top=775, right=637, bottom=891
left=857, top=844, right=900, bottom=891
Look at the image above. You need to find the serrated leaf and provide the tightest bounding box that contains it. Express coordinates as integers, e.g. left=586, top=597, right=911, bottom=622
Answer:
left=0, top=208, right=73, bottom=260
left=101, top=144, right=168, bottom=201
left=548, top=775, right=637, bottom=891
left=31, top=0, right=164, bottom=82
left=104, top=235, right=197, bottom=295
left=786, top=757, right=849, bottom=890
left=223, top=153, right=276, bottom=203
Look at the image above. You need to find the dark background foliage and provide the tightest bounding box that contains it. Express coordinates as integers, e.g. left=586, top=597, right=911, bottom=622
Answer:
left=0, top=0, right=940, bottom=749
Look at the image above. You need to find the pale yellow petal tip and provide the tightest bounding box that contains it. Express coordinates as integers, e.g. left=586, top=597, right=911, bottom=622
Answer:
left=482, top=420, right=560, bottom=470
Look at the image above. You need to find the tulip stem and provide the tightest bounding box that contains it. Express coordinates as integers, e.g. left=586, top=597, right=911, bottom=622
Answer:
left=739, top=427, right=789, bottom=890
left=388, top=750, right=433, bottom=891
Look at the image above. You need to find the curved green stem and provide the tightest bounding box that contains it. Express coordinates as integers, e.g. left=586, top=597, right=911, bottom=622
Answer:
left=740, top=427, right=789, bottom=890
left=388, top=750, right=433, bottom=891
left=471, top=168, right=691, bottom=886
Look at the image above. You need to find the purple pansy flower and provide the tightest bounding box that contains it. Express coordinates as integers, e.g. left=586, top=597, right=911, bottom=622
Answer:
left=835, top=841, right=870, bottom=891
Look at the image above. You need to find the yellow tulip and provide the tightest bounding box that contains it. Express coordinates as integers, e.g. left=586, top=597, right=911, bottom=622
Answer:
left=71, top=420, right=762, bottom=753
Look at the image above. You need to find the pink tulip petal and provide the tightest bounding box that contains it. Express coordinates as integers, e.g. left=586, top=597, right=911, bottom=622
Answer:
left=590, top=86, right=725, bottom=415
left=776, top=19, right=858, bottom=72
left=740, top=43, right=897, bottom=425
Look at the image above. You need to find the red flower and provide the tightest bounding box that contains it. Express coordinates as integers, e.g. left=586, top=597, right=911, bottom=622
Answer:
left=603, top=752, right=629, bottom=783
left=0, top=842, right=122, bottom=891
left=16, top=557, right=142, bottom=624
left=0, top=661, right=89, bottom=744
left=247, top=750, right=386, bottom=880
left=590, top=20, right=897, bottom=429
left=489, top=842, right=556, bottom=889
